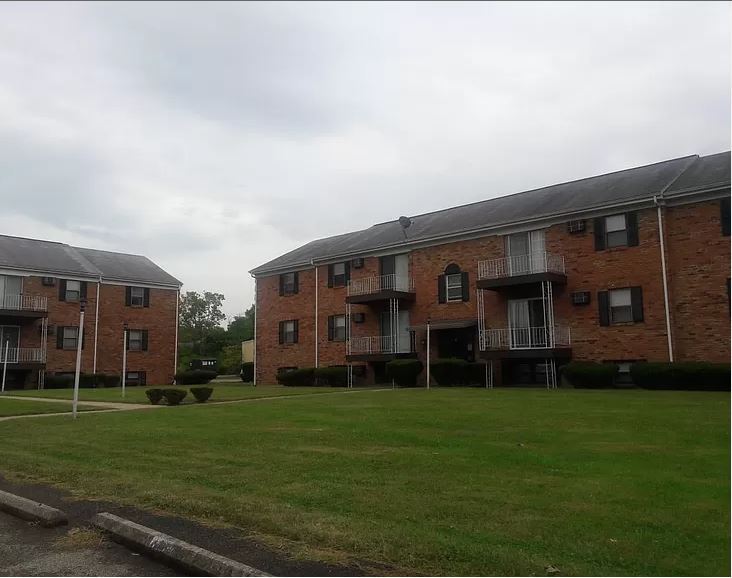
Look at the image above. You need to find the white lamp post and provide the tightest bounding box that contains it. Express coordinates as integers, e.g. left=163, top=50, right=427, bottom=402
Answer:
left=426, top=318, right=431, bottom=389
left=121, top=322, right=128, bottom=398
left=1, top=339, right=9, bottom=393
left=72, top=298, right=87, bottom=419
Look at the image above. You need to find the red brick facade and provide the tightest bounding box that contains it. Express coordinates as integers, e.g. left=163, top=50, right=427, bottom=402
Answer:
left=1, top=275, right=178, bottom=388
left=255, top=197, right=730, bottom=385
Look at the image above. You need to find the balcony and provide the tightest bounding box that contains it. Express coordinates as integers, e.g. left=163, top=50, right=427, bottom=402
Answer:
left=0, top=294, right=49, bottom=318
left=479, top=324, right=571, bottom=359
left=346, top=274, right=416, bottom=304
left=346, top=335, right=416, bottom=361
left=477, top=252, right=566, bottom=290
left=0, top=347, right=46, bottom=365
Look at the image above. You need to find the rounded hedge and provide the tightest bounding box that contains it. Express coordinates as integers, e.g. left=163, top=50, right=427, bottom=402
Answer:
left=386, top=359, right=424, bottom=387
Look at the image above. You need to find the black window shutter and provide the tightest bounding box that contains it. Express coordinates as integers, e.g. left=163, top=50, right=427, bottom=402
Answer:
left=626, top=212, right=639, bottom=246
left=461, top=272, right=470, bottom=301
left=81, top=328, right=85, bottom=350
left=293, top=272, right=299, bottom=294
left=125, top=286, right=132, bottom=306
left=279, top=275, right=284, bottom=296
left=278, top=321, right=285, bottom=344
left=594, top=218, right=606, bottom=251
left=142, top=330, right=149, bottom=351
left=344, top=262, right=351, bottom=284
left=58, top=280, right=67, bottom=302
left=80, top=282, right=87, bottom=299
left=327, top=265, right=334, bottom=288
left=721, top=198, right=731, bottom=236
left=631, top=286, right=644, bottom=322
left=437, top=275, right=447, bottom=303
left=56, top=327, right=64, bottom=349
left=140, top=372, right=147, bottom=386
left=143, top=288, right=150, bottom=307
left=327, top=316, right=334, bottom=341
left=293, top=320, right=299, bottom=343
left=598, top=291, right=610, bottom=326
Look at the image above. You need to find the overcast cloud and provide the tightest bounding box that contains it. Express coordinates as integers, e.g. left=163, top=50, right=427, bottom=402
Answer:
left=0, top=1, right=729, bottom=319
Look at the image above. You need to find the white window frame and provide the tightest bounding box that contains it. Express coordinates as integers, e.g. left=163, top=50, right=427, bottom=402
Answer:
left=446, top=274, right=462, bottom=302
left=609, top=288, right=633, bottom=323
left=605, top=214, right=628, bottom=248
left=332, top=263, right=347, bottom=287
left=128, top=329, right=143, bottom=351
left=65, top=280, right=81, bottom=302
left=63, top=327, right=79, bottom=349
left=283, top=320, right=296, bottom=344
left=333, top=314, right=346, bottom=342
left=130, top=287, right=145, bottom=307
left=282, top=272, right=296, bottom=295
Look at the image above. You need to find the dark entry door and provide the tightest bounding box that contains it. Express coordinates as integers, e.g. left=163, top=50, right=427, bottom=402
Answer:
left=436, top=327, right=476, bottom=361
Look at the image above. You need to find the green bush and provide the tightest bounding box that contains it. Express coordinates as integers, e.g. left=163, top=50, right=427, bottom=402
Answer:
left=174, top=370, right=216, bottom=385
left=45, top=374, right=74, bottom=389
left=314, top=366, right=348, bottom=387
left=162, top=388, right=188, bottom=405
left=145, top=388, right=164, bottom=405
left=631, top=362, right=731, bottom=391
left=190, top=387, right=214, bottom=402
left=277, top=368, right=316, bottom=387
left=430, top=358, right=469, bottom=386
left=562, top=362, right=618, bottom=388
left=240, top=362, right=254, bottom=383
left=386, top=359, right=424, bottom=387
left=465, top=362, right=489, bottom=386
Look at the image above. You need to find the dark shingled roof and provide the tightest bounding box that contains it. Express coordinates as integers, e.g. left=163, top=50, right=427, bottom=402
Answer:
left=251, top=151, right=730, bottom=276
left=0, top=235, right=180, bottom=287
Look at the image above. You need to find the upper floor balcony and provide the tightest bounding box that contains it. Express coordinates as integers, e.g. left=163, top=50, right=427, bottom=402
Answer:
left=346, top=274, right=416, bottom=305
left=0, top=347, right=46, bottom=365
left=477, top=251, right=567, bottom=290
left=346, top=334, right=416, bottom=361
left=0, top=294, right=49, bottom=318
left=478, top=324, right=571, bottom=358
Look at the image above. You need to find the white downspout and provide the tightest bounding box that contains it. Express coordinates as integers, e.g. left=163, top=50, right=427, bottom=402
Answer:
left=92, top=277, right=101, bottom=373
left=174, top=287, right=180, bottom=382
left=654, top=195, right=674, bottom=362
left=312, top=260, right=319, bottom=368
left=252, top=277, right=257, bottom=385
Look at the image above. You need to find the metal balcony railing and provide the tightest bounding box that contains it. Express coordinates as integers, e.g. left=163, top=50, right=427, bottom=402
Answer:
left=479, top=324, right=571, bottom=351
left=0, top=294, right=48, bottom=312
left=347, top=335, right=414, bottom=355
left=347, top=274, right=414, bottom=296
left=478, top=251, right=565, bottom=280
left=0, top=347, right=46, bottom=364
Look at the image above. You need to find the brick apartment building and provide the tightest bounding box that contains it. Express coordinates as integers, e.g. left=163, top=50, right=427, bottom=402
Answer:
left=251, top=151, right=731, bottom=386
left=0, top=236, right=181, bottom=388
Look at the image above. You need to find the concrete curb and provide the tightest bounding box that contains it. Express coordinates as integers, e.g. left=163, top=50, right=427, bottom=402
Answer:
left=92, top=512, right=269, bottom=576
left=0, top=489, right=68, bottom=527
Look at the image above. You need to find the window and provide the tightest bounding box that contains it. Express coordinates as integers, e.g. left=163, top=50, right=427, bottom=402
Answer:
left=62, top=327, right=79, bottom=349
left=41, top=277, right=55, bottom=286
left=599, top=287, right=643, bottom=326
left=438, top=264, right=469, bottom=303
left=594, top=213, right=638, bottom=250
left=446, top=274, right=463, bottom=302
left=609, top=288, right=632, bottom=323
left=329, top=262, right=349, bottom=288
left=65, top=280, right=81, bottom=301
left=606, top=360, right=641, bottom=385
left=277, top=366, right=298, bottom=374
left=130, top=287, right=145, bottom=307
left=128, top=330, right=143, bottom=351
left=280, top=272, right=298, bottom=296
left=279, top=320, right=298, bottom=344
left=328, top=315, right=346, bottom=342
left=126, top=371, right=146, bottom=386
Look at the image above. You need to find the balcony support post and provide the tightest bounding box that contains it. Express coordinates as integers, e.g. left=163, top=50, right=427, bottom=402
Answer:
left=1, top=340, right=8, bottom=393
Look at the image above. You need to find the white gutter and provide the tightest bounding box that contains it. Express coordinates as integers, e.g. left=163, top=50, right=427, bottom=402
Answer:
left=654, top=196, right=674, bottom=362
left=174, top=287, right=180, bottom=381
left=312, top=259, right=319, bottom=368
left=252, top=277, right=257, bottom=385
left=92, top=277, right=101, bottom=373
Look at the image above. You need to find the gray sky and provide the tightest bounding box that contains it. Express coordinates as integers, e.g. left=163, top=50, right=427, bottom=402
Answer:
left=0, top=1, right=729, bottom=320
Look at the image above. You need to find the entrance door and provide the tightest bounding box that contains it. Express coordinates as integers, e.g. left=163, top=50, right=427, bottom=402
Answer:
left=508, top=299, right=546, bottom=348
left=380, top=310, right=411, bottom=353
left=0, top=275, right=22, bottom=309
left=0, top=326, right=20, bottom=362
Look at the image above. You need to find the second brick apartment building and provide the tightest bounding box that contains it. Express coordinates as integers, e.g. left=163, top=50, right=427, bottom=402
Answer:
left=251, top=151, right=731, bottom=386
left=0, top=236, right=181, bottom=388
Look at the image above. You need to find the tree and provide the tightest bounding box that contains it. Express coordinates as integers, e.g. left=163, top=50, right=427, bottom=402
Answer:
left=227, top=305, right=255, bottom=343
left=179, top=291, right=226, bottom=354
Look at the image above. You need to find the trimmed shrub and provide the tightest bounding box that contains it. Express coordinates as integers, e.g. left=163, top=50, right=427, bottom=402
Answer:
left=631, top=362, right=731, bottom=391
left=562, top=362, right=618, bottom=388
left=277, top=368, right=316, bottom=387
left=162, top=388, right=187, bottom=405
left=104, top=374, right=121, bottom=388
left=145, top=388, right=164, bottom=405
left=465, top=362, right=489, bottom=386
left=430, top=358, right=469, bottom=386
left=386, top=359, right=424, bottom=387
left=314, top=366, right=348, bottom=387
left=174, top=370, right=216, bottom=385
left=190, top=387, right=214, bottom=402
left=240, top=362, right=254, bottom=383
left=45, top=374, right=74, bottom=389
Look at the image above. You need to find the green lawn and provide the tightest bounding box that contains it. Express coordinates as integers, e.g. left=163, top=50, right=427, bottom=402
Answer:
left=7, top=384, right=359, bottom=405
left=0, top=388, right=728, bottom=575
left=0, top=398, right=95, bottom=417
